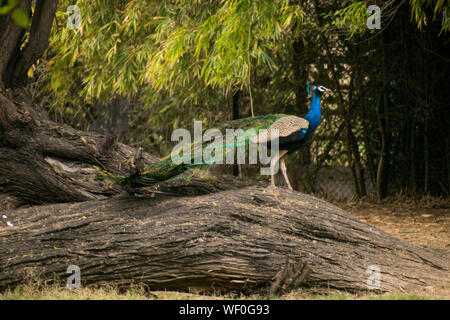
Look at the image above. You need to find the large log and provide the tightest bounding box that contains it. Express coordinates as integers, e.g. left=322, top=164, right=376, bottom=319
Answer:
left=0, top=90, right=158, bottom=206
left=1, top=185, right=448, bottom=294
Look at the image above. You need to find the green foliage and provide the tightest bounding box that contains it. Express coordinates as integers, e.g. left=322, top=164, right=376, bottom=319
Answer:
left=149, top=0, right=303, bottom=91
left=332, top=1, right=368, bottom=37
left=410, top=0, right=450, bottom=33
left=0, top=0, right=30, bottom=28
left=45, top=0, right=304, bottom=105
left=10, top=7, right=29, bottom=28
left=41, top=0, right=449, bottom=109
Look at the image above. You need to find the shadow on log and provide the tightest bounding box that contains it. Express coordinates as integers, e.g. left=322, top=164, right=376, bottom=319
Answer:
left=1, top=184, right=448, bottom=294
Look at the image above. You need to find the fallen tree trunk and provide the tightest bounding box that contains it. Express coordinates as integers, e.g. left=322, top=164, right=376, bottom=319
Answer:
left=0, top=90, right=159, bottom=206
left=1, top=185, right=448, bottom=294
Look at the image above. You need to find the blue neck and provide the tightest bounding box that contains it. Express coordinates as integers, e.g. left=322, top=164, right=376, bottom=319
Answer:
left=303, top=91, right=321, bottom=134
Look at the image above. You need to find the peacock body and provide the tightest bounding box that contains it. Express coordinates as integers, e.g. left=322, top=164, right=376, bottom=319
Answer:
left=112, top=83, right=329, bottom=189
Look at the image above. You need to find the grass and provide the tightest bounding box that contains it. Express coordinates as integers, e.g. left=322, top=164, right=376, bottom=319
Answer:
left=0, top=280, right=442, bottom=300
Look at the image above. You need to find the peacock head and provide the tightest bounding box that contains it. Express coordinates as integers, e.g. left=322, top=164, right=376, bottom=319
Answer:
left=306, top=81, right=330, bottom=96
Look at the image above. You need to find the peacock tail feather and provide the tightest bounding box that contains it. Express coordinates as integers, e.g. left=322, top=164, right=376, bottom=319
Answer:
left=99, top=115, right=289, bottom=188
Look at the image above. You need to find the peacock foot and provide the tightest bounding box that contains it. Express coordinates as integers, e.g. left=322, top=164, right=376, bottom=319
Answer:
left=266, top=184, right=278, bottom=191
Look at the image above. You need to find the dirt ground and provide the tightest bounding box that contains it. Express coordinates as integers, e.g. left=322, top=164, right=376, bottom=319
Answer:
left=330, top=196, right=450, bottom=299
left=333, top=196, right=450, bottom=250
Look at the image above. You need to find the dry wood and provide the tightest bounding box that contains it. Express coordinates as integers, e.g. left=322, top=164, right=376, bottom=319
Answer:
left=1, top=185, right=448, bottom=293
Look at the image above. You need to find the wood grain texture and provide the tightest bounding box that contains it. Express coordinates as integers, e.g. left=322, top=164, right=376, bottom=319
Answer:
left=1, top=186, right=448, bottom=293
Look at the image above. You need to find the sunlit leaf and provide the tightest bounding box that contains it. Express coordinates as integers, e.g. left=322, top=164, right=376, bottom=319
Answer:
left=11, top=7, right=29, bottom=28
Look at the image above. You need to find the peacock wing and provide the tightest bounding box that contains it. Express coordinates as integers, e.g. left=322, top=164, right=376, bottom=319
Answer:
left=251, top=116, right=309, bottom=144
left=201, top=115, right=288, bottom=162
left=217, top=114, right=285, bottom=132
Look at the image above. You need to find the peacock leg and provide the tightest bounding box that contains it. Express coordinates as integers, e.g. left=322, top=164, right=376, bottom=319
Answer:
left=269, top=156, right=277, bottom=187
left=268, top=150, right=288, bottom=188
left=280, top=157, right=293, bottom=190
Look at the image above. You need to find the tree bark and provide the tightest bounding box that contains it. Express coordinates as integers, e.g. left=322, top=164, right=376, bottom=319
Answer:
left=12, top=0, right=59, bottom=85
left=0, top=89, right=158, bottom=206
left=376, top=88, right=391, bottom=200
left=0, top=0, right=32, bottom=87
left=347, top=63, right=366, bottom=196
left=0, top=0, right=58, bottom=88
left=232, top=89, right=241, bottom=177
left=0, top=186, right=448, bottom=293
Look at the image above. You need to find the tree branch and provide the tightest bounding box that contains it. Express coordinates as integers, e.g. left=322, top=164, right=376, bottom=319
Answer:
left=12, top=0, right=59, bottom=86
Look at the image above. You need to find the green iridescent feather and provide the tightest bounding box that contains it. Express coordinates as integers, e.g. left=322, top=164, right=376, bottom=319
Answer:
left=99, top=115, right=288, bottom=187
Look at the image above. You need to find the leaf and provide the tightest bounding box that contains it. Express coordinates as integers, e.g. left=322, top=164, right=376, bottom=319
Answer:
left=11, top=7, right=29, bottom=28
left=0, top=0, right=19, bottom=15
left=27, top=67, right=34, bottom=78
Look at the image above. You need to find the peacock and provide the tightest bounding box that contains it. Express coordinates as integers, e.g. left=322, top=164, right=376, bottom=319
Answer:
left=107, top=82, right=330, bottom=189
